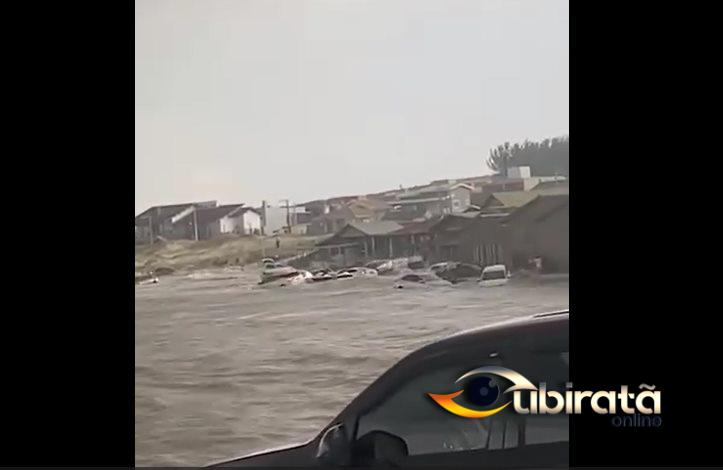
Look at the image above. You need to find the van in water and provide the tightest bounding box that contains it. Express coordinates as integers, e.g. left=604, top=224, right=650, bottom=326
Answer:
left=479, top=264, right=509, bottom=287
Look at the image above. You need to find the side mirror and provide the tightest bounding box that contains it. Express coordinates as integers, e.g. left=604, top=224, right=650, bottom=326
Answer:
left=353, top=430, right=409, bottom=467
left=316, top=423, right=351, bottom=466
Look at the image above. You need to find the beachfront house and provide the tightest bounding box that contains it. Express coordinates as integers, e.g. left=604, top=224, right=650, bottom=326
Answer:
left=428, top=212, right=508, bottom=267
left=187, top=205, right=261, bottom=239
left=134, top=201, right=218, bottom=244
left=500, top=193, right=570, bottom=273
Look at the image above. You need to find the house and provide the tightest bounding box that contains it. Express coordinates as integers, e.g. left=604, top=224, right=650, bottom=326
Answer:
left=297, top=195, right=361, bottom=220
left=307, top=197, right=391, bottom=235
left=428, top=212, right=508, bottom=266
left=472, top=191, right=540, bottom=213
left=315, top=221, right=404, bottom=266
left=479, top=167, right=567, bottom=194
left=532, top=179, right=569, bottom=191
left=198, top=205, right=261, bottom=238
left=135, top=201, right=217, bottom=244
left=501, top=194, right=569, bottom=273
left=455, top=175, right=496, bottom=191
left=382, top=205, right=428, bottom=223
left=387, top=183, right=473, bottom=220
left=260, top=202, right=311, bottom=235
left=472, top=184, right=570, bottom=213
left=387, top=218, right=440, bottom=259
left=172, top=204, right=261, bottom=240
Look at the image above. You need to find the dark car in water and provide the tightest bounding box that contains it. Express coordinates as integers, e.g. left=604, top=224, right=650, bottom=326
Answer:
left=210, top=310, right=569, bottom=468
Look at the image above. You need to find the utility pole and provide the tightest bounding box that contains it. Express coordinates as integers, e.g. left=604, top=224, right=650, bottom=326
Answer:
left=502, top=148, right=509, bottom=179
left=147, top=216, right=153, bottom=245
left=192, top=207, right=199, bottom=241
left=280, top=199, right=292, bottom=234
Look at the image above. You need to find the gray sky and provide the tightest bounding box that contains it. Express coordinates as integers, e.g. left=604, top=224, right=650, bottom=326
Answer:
left=135, top=0, right=568, bottom=214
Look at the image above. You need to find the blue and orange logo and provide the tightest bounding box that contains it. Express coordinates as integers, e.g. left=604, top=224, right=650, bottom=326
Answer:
left=428, top=366, right=537, bottom=418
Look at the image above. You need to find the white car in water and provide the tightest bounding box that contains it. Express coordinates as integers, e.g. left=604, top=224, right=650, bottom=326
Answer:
left=365, top=259, right=394, bottom=274
left=259, top=266, right=313, bottom=287
left=336, top=267, right=379, bottom=279
left=137, top=276, right=160, bottom=286
left=479, top=264, right=509, bottom=287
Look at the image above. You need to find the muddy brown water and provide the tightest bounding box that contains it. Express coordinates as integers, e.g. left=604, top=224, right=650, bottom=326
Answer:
left=135, top=267, right=569, bottom=466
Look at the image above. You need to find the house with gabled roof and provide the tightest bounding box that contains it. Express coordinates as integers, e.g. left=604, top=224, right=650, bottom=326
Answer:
left=501, top=193, right=569, bottom=272
left=315, top=220, right=440, bottom=266
left=178, top=204, right=261, bottom=239
left=134, top=201, right=217, bottom=244
left=135, top=201, right=260, bottom=243
left=472, top=184, right=569, bottom=213
left=427, top=212, right=508, bottom=266
left=307, top=197, right=391, bottom=235
left=472, top=191, right=540, bottom=213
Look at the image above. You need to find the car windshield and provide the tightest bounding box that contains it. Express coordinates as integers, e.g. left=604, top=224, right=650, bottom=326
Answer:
left=482, top=269, right=506, bottom=280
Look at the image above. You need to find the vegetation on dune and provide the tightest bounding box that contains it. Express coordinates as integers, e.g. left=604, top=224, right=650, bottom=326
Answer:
left=134, top=234, right=325, bottom=275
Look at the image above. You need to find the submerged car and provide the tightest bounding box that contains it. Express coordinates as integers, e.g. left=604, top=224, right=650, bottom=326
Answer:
left=137, top=276, right=159, bottom=286
left=406, top=256, right=425, bottom=270
left=433, top=262, right=482, bottom=283
left=365, top=259, right=394, bottom=274
left=259, top=267, right=312, bottom=287
left=311, top=269, right=335, bottom=282
left=210, top=310, right=569, bottom=468
left=429, top=261, right=453, bottom=274
left=479, top=264, right=510, bottom=287
left=336, top=267, right=379, bottom=279
left=392, top=272, right=451, bottom=289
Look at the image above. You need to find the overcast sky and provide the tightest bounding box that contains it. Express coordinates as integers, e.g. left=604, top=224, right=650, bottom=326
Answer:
left=135, top=0, right=568, bottom=214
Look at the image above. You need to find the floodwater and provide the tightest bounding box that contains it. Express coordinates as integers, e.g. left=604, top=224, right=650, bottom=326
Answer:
left=135, top=267, right=569, bottom=466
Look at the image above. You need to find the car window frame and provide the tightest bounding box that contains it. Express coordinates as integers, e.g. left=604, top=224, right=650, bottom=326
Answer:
left=311, top=317, right=568, bottom=458
left=347, top=323, right=569, bottom=461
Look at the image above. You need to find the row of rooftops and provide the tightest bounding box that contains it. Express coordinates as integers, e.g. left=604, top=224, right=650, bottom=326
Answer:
left=316, top=191, right=569, bottom=244
left=299, top=171, right=564, bottom=206
left=135, top=201, right=259, bottom=227
left=135, top=169, right=567, bottom=231
left=298, top=170, right=565, bottom=208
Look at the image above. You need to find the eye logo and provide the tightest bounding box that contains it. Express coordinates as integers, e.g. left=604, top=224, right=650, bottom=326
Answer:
left=427, top=366, right=537, bottom=419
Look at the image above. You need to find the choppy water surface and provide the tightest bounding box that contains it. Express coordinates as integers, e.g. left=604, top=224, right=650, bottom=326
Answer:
left=135, top=267, right=568, bottom=466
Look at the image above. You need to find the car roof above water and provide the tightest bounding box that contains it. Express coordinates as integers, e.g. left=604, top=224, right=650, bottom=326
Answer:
left=482, top=264, right=507, bottom=272
left=334, top=310, right=570, bottom=422
left=412, top=309, right=569, bottom=357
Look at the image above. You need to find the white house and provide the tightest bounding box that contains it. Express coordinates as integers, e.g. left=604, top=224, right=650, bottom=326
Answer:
left=226, top=208, right=261, bottom=235
left=260, top=202, right=309, bottom=235
left=183, top=205, right=261, bottom=239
